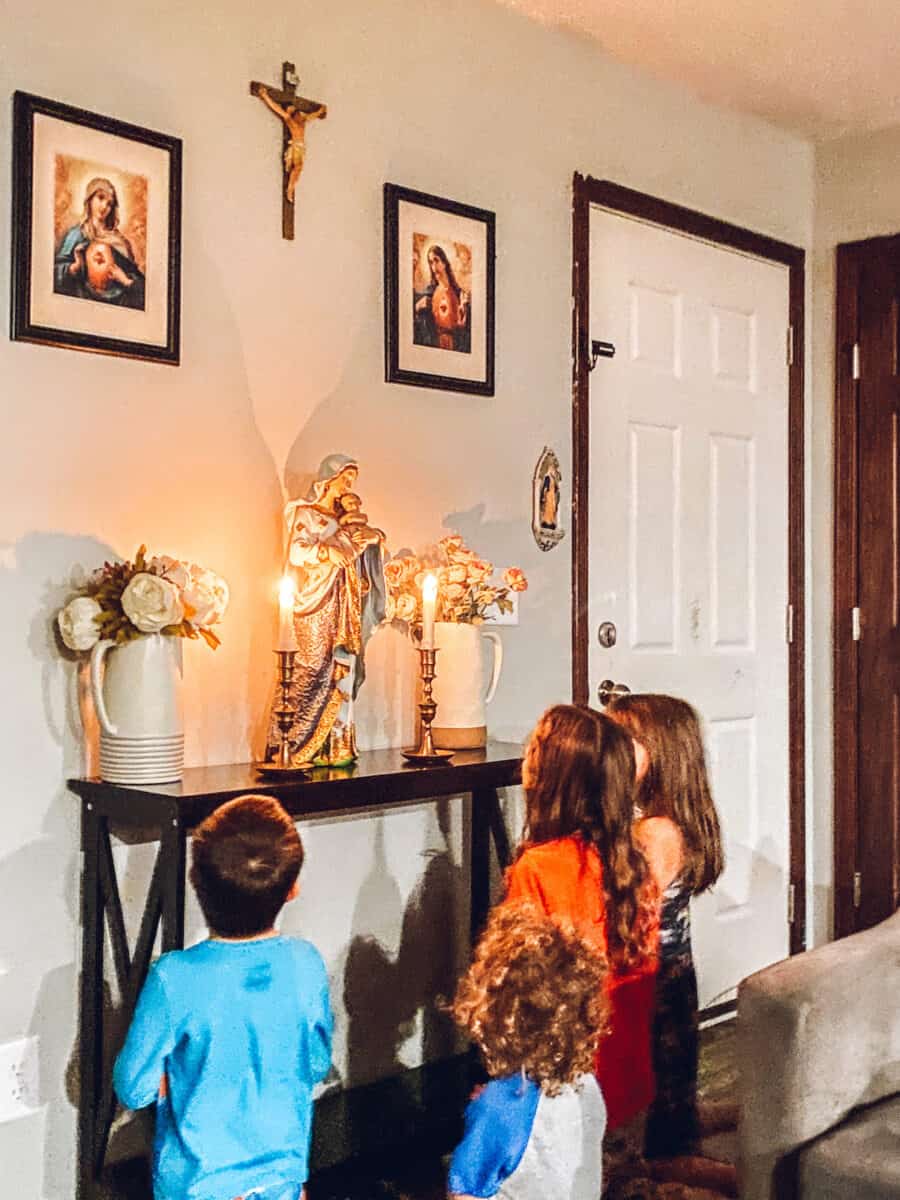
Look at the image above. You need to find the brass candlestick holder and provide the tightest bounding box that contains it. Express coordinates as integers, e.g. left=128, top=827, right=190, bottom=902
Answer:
left=402, top=646, right=454, bottom=766
left=255, top=649, right=311, bottom=778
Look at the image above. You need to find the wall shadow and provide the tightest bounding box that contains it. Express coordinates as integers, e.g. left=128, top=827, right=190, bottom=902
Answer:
left=342, top=801, right=467, bottom=1099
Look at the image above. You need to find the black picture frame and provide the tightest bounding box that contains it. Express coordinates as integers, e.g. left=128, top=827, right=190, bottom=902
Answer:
left=11, top=91, right=182, bottom=365
left=384, top=183, right=495, bottom=395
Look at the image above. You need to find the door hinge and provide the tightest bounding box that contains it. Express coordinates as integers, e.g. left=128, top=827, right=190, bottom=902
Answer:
left=853, top=871, right=862, bottom=908
left=852, top=606, right=861, bottom=641
left=788, top=883, right=796, bottom=924
left=787, top=325, right=795, bottom=367
left=786, top=603, right=794, bottom=644
left=852, top=342, right=861, bottom=380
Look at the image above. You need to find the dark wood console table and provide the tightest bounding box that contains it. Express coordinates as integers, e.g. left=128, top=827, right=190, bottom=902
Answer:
left=69, top=742, right=521, bottom=1199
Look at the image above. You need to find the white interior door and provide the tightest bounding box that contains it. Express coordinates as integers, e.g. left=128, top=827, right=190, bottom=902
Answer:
left=588, top=208, right=790, bottom=1008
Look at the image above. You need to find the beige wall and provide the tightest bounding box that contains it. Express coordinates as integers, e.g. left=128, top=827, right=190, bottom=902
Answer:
left=808, top=125, right=900, bottom=947
left=0, top=0, right=815, bottom=1192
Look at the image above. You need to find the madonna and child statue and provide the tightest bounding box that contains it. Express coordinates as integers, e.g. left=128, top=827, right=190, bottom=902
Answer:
left=265, top=454, right=387, bottom=767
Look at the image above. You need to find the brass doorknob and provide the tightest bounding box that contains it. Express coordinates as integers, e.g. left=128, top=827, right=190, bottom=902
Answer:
left=597, top=679, right=631, bottom=706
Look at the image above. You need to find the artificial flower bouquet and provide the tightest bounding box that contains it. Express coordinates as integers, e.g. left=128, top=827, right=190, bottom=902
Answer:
left=384, top=533, right=527, bottom=634
left=57, top=545, right=229, bottom=653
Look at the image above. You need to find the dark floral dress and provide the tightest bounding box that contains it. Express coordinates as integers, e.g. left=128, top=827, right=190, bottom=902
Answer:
left=643, top=876, right=701, bottom=1159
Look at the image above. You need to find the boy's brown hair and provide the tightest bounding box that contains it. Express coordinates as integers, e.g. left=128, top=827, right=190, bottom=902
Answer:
left=451, top=904, right=608, bottom=1094
left=607, top=693, right=724, bottom=894
left=190, top=794, right=304, bottom=937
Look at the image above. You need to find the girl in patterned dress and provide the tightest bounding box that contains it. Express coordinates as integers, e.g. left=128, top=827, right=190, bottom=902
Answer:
left=608, top=694, right=737, bottom=1196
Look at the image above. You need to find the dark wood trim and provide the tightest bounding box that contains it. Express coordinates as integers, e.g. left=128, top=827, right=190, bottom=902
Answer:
left=833, top=242, right=861, bottom=939
left=787, top=256, right=807, bottom=955
left=572, top=174, right=591, bottom=704
left=571, top=174, right=807, bottom=952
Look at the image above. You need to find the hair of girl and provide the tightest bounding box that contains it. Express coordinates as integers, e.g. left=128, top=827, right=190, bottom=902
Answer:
left=607, top=693, right=725, bottom=894
left=519, top=703, right=656, bottom=968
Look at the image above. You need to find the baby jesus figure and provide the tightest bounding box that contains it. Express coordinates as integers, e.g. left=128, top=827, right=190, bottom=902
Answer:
left=336, top=493, right=385, bottom=551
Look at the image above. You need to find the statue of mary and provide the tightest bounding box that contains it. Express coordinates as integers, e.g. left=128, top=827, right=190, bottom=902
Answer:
left=266, top=454, right=387, bottom=766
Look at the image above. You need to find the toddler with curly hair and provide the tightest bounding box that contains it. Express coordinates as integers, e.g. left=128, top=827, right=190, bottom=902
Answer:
left=448, top=904, right=608, bottom=1199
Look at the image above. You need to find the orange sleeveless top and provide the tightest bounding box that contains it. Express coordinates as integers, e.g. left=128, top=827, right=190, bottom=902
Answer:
left=504, top=836, right=659, bottom=1130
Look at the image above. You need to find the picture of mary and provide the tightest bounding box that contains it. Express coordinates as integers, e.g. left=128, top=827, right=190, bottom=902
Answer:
left=54, top=176, right=146, bottom=310
left=265, top=454, right=387, bottom=767
left=540, top=472, right=560, bottom=529
left=413, top=241, right=471, bottom=353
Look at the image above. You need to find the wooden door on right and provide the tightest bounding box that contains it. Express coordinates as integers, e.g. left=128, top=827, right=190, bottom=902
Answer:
left=835, top=236, right=900, bottom=937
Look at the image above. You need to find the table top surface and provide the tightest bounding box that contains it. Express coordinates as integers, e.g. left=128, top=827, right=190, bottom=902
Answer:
left=69, top=741, right=522, bottom=828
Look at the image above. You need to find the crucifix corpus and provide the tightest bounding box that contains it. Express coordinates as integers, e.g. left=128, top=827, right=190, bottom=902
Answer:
left=250, top=61, right=327, bottom=240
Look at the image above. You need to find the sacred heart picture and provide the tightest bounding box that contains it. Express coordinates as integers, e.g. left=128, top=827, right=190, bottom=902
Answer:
left=53, top=157, right=148, bottom=311
left=384, top=183, right=495, bottom=395
left=412, top=234, right=472, bottom=354
left=11, top=91, right=182, bottom=364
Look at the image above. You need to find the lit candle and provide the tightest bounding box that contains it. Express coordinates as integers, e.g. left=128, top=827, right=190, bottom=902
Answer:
left=277, top=575, right=297, bottom=650
left=421, top=572, right=438, bottom=649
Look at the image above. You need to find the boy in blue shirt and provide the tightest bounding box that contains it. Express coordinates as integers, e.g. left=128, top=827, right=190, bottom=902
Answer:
left=114, top=794, right=333, bottom=1200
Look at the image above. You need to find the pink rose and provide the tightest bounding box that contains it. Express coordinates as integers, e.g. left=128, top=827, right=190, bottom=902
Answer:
left=467, top=558, right=493, bottom=584
left=384, top=559, right=406, bottom=590
left=394, top=593, right=417, bottom=622
left=439, top=533, right=466, bottom=556
left=503, top=567, right=528, bottom=593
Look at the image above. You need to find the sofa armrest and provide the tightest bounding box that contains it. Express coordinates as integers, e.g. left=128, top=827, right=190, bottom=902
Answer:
left=737, top=911, right=900, bottom=1200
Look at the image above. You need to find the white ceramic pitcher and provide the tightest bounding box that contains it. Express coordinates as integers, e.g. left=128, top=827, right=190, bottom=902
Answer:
left=89, top=634, right=184, bottom=783
left=431, top=621, right=503, bottom=750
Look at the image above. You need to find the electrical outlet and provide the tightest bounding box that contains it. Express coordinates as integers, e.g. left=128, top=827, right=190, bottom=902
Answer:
left=0, top=1036, right=39, bottom=1123
left=484, top=593, right=519, bottom=626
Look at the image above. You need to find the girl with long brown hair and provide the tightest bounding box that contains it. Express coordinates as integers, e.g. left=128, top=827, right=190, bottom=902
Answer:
left=607, top=693, right=736, bottom=1195
left=503, top=703, right=659, bottom=1133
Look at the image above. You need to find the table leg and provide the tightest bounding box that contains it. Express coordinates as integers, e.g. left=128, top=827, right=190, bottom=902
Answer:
left=78, top=803, right=103, bottom=1200
left=76, top=809, right=188, bottom=1197
left=161, top=819, right=186, bottom=952
left=470, top=787, right=495, bottom=943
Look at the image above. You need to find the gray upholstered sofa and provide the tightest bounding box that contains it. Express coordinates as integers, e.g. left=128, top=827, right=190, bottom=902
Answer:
left=738, top=909, right=900, bottom=1199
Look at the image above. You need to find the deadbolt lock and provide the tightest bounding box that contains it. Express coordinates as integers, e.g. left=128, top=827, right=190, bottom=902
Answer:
left=597, top=621, right=617, bottom=648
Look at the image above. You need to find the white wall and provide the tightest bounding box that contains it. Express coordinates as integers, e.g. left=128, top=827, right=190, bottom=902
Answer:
left=807, top=125, right=900, bottom=947
left=0, top=0, right=814, bottom=1192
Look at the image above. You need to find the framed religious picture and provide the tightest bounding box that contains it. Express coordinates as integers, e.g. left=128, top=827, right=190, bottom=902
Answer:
left=532, top=446, right=565, bottom=551
left=10, top=91, right=182, bottom=365
left=384, top=183, right=495, bottom=395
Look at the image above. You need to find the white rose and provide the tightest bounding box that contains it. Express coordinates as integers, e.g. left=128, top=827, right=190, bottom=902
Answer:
left=189, top=566, right=229, bottom=624
left=121, top=572, right=184, bottom=633
left=394, top=593, right=417, bottom=622
left=58, top=596, right=103, bottom=651
left=183, top=573, right=229, bottom=629
left=182, top=581, right=217, bottom=628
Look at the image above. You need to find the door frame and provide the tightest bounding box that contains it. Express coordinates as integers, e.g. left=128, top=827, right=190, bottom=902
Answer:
left=571, top=174, right=807, bottom=954
left=833, top=235, right=898, bottom=938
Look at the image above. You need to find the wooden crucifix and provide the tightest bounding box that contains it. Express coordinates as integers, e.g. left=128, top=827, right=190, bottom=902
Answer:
left=250, top=61, right=327, bottom=240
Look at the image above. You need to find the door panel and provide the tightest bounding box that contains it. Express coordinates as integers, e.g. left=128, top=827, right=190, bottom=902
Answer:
left=588, top=210, right=791, bottom=1006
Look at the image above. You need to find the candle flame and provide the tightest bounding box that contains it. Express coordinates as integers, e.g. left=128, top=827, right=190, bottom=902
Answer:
left=422, top=573, right=438, bottom=602
left=279, top=575, right=295, bottom=607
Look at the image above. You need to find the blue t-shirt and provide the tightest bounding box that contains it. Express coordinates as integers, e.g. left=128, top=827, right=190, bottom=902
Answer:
left=113, top=935, right=333, bottom=1200
left=448, top=1073, right=605, bottom=1199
